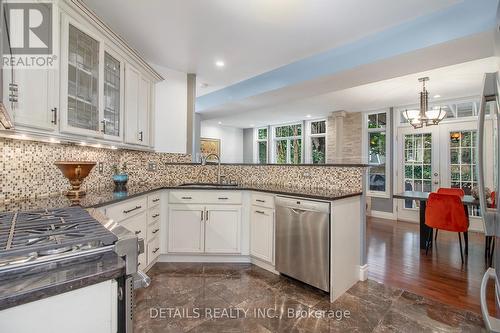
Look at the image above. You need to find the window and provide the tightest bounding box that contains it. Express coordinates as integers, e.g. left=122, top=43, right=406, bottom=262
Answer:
left=256, top=127, right=268, bottom=164
left=308, top=120, right=326, bottom=164
left=273, top=124, right=302, bottom=164
left=403, top=133, right=432, bottom=208
left=366, top=111, right=390, bottom=196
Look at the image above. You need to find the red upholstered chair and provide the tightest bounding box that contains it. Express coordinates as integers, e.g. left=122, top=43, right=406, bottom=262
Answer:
left=425, top=193, right=469, bottom=263
left=433, top=188, right=468, bottom=249
left=437, top=188, right=465, bottom=197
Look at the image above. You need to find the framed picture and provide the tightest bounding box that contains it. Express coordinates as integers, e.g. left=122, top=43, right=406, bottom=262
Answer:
left=200, top=137, right=221, bottom=161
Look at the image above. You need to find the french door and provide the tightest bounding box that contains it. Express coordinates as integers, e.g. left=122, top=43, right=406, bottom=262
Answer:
left=396, top=119, right=494, bottom=223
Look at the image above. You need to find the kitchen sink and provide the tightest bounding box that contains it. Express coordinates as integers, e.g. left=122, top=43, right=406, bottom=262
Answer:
left=178, top=183, right=238, bottom=188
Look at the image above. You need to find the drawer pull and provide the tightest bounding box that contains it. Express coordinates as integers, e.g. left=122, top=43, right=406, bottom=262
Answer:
left=152, top=248, right=160, bottom=254
left=152, top=213, right=160, bottom=218
left=181, top=196, right=192, bottom=200
left=152, top=228, right=159, bottom=234
left=135, top=230, right=141, bottom=235
left=218, top=197, right=229, bottom=200
left=124, top=206, right=141, bottom=214
left=152, top=198, right=160, bottom=203
left=255, top=210, right=266, bottom=215
left=256, top=199, right=265, bottom=203
left=138, top=262, right=141, bottom=267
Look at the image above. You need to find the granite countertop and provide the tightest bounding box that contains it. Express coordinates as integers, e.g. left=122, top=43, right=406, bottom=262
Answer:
left=0, top=183, right=363, bottom=212
left=0, top=251, right=125, bottom=311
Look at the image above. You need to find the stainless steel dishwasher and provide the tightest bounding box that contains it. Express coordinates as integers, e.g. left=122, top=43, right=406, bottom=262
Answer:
left=275, top=196, right=330, bottom=292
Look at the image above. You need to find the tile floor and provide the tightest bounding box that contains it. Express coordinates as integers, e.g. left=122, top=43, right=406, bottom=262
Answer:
left=134, top=263, right=485, bottom=332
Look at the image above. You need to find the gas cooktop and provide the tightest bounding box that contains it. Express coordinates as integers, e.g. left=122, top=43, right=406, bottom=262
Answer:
left=0, top=207, right=118, bottom=268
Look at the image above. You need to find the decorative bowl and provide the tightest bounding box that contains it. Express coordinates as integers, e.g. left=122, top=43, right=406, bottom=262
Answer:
left=54, top=161, right=96, bottom=197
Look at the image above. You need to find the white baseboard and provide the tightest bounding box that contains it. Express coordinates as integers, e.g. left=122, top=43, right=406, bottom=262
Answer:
left=159, top=254, right=251, bottom=263
left=250, top=257, right=279, bottom=275
left=368, top=210, right=396, bottom=220
left=359, top=264, right=368, bottom=281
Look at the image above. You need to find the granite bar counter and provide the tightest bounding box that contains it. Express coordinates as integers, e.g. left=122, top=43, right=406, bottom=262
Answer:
left=0, top=251, right=125, bottom=311
left=0, top=183, right=363, bottom=213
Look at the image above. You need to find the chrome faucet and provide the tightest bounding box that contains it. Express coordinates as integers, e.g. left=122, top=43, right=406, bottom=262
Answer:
left=201, top=153, right=222, bottom=184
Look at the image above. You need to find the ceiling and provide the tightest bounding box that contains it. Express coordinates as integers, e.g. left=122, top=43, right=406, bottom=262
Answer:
left=82, top=0, right=459, bottom=95
left=202, top=57, right=498, bottom=128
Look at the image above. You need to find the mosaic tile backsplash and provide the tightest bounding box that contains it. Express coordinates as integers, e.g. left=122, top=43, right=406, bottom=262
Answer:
left=0, top=138, right=364, bottom=203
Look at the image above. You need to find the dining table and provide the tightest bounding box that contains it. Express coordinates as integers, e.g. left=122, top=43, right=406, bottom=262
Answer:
left=393, top=191, right=479, bottom=250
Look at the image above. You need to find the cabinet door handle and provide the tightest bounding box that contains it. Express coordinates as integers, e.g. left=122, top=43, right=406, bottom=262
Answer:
left=152, top=198, right=160, bottom=203
left=51, top=107, right=57, bottom=125
left=205, top=210, right=208, bottom=221
left=152, top=213, right=160, bottom=218
left=218, top=197, right=228, bottom=200
left=153, top=248, right=159, bottom=254
left=181, top=196, right=192, bottom=200
left=152, top=228, right=159, bottom=234
left=123, top=205, right=141, bottom=214
left=138, top=131, right=143, bottom=142
left=134, top=230, right=141, bottom=235
left=101, top=120, right=106, bottom=133
left=200, top=211, right=204, bottom=221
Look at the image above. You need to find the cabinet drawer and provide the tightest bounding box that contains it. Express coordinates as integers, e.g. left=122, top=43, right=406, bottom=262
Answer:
left=148, top=220, right=160, bottom=240
left=149, top=206, right=160, bottom=224
left=119, top=211, right=147, bottom=240
left=252, top=193, right=275, bottom=209
left=169, top=191, right=242, bottom=204
left=148, top=193, right=161, bottom=208
left=147, top=236, right=160, bottom=265
left=105, top=197, right=147, bottom=222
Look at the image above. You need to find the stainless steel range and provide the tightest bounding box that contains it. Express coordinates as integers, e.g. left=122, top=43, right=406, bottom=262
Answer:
left=0, top=206, right=149, bottom=333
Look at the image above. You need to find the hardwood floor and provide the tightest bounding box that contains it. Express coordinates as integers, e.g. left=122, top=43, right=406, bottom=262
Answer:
left=367, top=216, right=497, bottom=315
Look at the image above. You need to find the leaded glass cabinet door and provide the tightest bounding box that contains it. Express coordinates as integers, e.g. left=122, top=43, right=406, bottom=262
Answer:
left=102, top=49, right=123, bottom=141
left=60, top=16, right=101, bottom=137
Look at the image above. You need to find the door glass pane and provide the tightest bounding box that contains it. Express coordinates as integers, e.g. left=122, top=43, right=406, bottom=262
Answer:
left=103, top=52, right=120, bottom=136
left=311, top=136, right=326, bottom=164
left=68, top=24, right=99, bottom=131
left=258, top=141, right=267, bottom=164
left=449, top=130, right=477, bottom=195
left=403, top=133, right=432, bottom=208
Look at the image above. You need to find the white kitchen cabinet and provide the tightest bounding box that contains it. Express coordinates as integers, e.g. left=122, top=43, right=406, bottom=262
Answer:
left=250, top=206, right=274, bottom=263
left=120, top=210, right=148, bottom=268
left=168, top=204, right=205, bottom=253
left=60, top=14, right=124, bottom=141
left=0, top=280, right=117, bottom=333
left=3, top=68, right=58, bottom=131
left=124, top=64, right=152, bottom=146
left=205, top=205, right=241, bottom=254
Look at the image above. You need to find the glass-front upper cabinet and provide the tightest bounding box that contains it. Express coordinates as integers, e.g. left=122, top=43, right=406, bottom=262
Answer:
left=60, top=15, right=123, bottom=141
left=67, top=24, right=99, bottom=132
left=103, top=51, right=121, bottom=138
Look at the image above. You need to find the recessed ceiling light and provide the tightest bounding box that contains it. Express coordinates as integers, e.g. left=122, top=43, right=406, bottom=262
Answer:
left=433, top=94, right=441, bottom=98
left=218, top=121, right=222, bottom=125
left=306, top=114, right=312, bottom=118
left=215, top=60, right=225, bottom=68
left=249, top=124, right=255, bottom=127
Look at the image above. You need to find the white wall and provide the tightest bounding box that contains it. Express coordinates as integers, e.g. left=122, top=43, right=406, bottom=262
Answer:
left=200, top=122, right=244, bottom=163
left=152, top=64, right=188, bottom=153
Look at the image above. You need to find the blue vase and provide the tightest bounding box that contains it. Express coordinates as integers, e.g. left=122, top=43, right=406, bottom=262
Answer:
left=113, top=173, right=128, bottom=192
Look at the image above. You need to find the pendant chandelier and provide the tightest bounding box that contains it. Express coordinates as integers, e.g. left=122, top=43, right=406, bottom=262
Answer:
left=403, top=77, right=446, bottom=129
